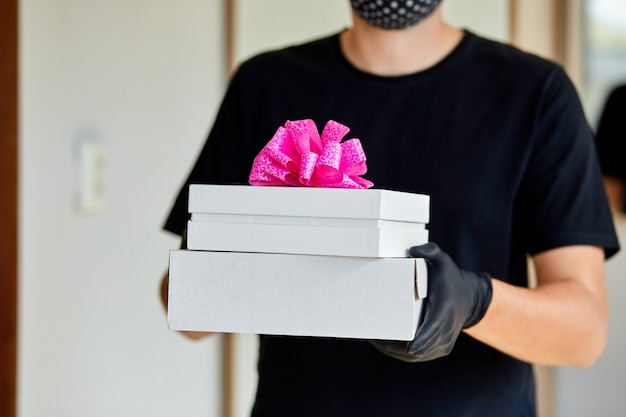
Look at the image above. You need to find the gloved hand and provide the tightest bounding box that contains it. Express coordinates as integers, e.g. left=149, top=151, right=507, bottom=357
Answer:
left=370, top=242, right=493, bottom=362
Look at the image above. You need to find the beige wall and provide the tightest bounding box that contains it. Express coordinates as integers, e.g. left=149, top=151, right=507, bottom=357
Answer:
left=19, top=1, right=225, bottom=415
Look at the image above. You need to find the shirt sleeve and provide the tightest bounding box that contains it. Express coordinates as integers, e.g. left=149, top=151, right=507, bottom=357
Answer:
left=517, top=66, right=620, bottom=258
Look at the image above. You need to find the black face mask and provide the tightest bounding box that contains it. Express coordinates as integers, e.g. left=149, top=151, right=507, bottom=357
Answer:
left=350, top=0, right=443, bottom=30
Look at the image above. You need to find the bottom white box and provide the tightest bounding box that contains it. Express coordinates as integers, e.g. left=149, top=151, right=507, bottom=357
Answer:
left=168, top=250, right=428, bottom=341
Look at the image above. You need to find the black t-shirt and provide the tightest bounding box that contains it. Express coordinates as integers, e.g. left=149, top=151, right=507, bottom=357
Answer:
left=596, top=85, right=626, bottom=179
left=164, top=31, right=619, bottom=417
left=596, top=84, right=626, bottom=211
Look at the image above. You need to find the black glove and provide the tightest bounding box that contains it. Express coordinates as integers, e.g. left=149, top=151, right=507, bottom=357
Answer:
left=370, top=242, right=493, bottom=362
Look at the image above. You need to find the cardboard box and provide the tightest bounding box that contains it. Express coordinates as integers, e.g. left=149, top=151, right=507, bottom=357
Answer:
left=168, top=250, right=428, bottom=341
left=186, top=184, right=430, bottom=257
left=188, top=184, right=430, bottom=223
left=187, top=216, right=429, bottom=257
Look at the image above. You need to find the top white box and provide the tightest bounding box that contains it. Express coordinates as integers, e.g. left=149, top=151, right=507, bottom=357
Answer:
left=188, top=184, right=430, bottom=224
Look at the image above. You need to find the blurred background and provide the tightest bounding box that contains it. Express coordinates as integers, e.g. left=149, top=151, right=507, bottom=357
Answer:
left=1, top=0, right=624, bottom=416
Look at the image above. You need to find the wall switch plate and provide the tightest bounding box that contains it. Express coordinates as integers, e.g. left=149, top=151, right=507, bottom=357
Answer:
left=76, top=140, right=107, bottom=213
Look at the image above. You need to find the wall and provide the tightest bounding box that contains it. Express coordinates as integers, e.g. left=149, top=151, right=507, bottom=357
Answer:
left=443, top=0, right=509, bottom=42
left=18, top=0, right=225, bottom=415
left=232, top=0, right=351, bottom=66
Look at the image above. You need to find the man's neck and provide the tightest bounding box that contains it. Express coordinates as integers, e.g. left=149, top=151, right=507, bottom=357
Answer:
left=340, top=8, right=463, bottom=76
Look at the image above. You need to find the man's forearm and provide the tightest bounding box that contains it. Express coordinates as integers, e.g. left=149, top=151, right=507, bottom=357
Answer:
left=464, top=246, right=607, bottom=368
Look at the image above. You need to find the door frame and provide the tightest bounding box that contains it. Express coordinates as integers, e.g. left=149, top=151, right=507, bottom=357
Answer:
left=0, top=0, right=19, bottom=416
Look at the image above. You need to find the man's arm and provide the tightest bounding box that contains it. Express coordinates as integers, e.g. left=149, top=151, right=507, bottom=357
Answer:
left=160, top=229, right=215, bottom=340
left=603, top=176, right=625, bottom=212
left=464, top=245, right=607, bottom=368
left=160, top=269, right=214, bottom=341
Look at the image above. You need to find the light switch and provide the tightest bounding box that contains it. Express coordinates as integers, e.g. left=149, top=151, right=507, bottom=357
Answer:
left=76, top=140, right=107, bottom=213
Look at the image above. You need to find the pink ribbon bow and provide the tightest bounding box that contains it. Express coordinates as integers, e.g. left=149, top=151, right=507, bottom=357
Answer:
left=248, top=119, right=374, bottom=189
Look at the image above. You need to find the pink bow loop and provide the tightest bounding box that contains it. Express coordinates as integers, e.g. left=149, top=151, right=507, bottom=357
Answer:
left=249, top=119, right=374, bottom=189
left=340, top=138, right=368, bottom=177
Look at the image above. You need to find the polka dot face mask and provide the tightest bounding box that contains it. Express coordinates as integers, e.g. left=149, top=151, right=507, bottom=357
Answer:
left=350, top=0, right=443, bottom=30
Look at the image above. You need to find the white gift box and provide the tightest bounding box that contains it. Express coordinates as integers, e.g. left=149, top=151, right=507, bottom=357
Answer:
left=168, top=250, right=428, bottom=341
left=186, top=184, right=430, bottom=257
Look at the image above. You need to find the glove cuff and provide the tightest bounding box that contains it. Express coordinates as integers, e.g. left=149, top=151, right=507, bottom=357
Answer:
left=462, top=272, right=493, bottom=329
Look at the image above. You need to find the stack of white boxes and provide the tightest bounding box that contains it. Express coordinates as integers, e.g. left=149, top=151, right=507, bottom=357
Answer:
left=168, top=184, right=430, bottom=341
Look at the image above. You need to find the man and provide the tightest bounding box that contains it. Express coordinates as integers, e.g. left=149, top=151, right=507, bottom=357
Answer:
left=161, top=1, right=619, bottom=415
